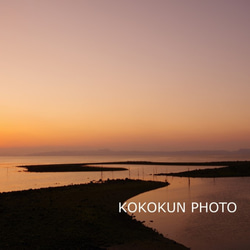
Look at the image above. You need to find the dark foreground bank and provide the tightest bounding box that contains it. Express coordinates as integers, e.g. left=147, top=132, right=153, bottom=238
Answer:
left=0, top=179, right=188, bottom=250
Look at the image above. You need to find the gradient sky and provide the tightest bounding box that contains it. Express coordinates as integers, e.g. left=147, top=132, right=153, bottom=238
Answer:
left=1, top=0, right=250, bottom=151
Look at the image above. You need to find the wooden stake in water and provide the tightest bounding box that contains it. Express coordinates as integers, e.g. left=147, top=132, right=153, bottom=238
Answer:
left=101, top=170, right=103, bottom=181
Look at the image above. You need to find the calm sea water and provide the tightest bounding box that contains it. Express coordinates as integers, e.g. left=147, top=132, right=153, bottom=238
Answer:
left=0, top=154, right=229, bottom=193
left=0, top=155, right=249, bottom=249
left=127, top=177, right=250, bottom=250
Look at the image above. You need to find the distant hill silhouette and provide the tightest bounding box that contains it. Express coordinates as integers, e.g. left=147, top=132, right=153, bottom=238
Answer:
left=1, top=148, right=250, bottom=159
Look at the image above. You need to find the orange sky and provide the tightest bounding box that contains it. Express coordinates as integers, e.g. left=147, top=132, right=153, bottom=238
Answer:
left=1, top=0, right=250, bottom=151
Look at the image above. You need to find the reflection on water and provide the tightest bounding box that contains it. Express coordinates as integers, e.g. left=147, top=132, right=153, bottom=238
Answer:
left=0, top=156, right=250, bottom=249
left=127, top=177, right=250, bottom=250
left=0, top=155, right=223, bottom=192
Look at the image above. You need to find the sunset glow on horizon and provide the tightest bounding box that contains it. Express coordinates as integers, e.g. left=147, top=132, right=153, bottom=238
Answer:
left=1, top=0, right=250, bottom=152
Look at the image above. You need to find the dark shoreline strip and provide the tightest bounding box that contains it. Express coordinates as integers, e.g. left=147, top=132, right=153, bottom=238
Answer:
left=85, top=160, right=249, bottom=166
left=155, top=161, right=250, bottom=178
left=18, top=164, right=128, bottom=172
left=17, top=161, right=250, bottom=176
left=18, top=160, right=250, bottom=167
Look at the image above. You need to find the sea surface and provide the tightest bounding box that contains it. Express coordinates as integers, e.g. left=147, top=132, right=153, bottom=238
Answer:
left=0, top=155, right=249, bottom=249
left=0, top=154, right=229, bottom=193
left=127, top=177, right=250, bottom=250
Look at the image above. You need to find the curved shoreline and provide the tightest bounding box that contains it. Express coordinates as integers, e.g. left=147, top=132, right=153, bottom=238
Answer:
left=17, top=161, right=250, bottom=177
left=0, top=179, right=188, bottom=249
left=155, top=161, right=250, bottom=177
